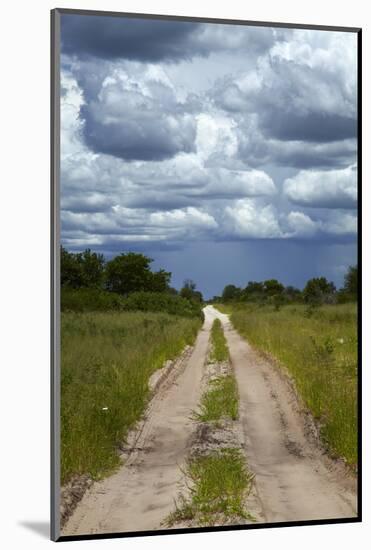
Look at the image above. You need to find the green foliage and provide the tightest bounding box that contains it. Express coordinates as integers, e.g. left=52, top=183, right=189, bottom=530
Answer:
left=241, top=281, right=264, bottom=303
left=338, top=265, right=358, bottom=303
left=61, top=247, right=105, bottom=289
left=210, top=319, right=229, bottom=362
left=344, top=265, right=358, bottom=296
left=121, top=291, right=204, bottom=319
left=263, top=279, right=284, bottom=296
left=180, top=279, right=203, bottom=303
left=150, top=269, right=172, bottom=293
left=195, top=375, right=239, bottom=422
left=61, top=288, right=203, bottom=319
left=61, top=287, right=124, bottom=312
left=105, top=252, right=170, bottom=295
left=166, top=449, right=254, bottom=526
left=283, top=285, right=302, bottom=302
left=221, top=279, right=292, bottom=304
left=303, top=277, right=336, bottom=304
left=194, top=320, right=237, bottom=422
left=272, top=293, right=286, bottom=311
left=61, top=311, right=202, bottom=484
left=221, top=284, right=241, bottom=302
left=227, top=303, right=357, bottom=465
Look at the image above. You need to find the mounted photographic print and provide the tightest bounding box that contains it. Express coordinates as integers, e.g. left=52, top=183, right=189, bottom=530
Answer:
left=51, top=8, right=361, bottom=542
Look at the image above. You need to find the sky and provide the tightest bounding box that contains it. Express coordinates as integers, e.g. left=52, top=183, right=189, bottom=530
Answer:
left=60, top=14, right=358, bottom=299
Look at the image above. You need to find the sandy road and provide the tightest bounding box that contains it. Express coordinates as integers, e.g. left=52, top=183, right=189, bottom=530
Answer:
left=62, top=306, right=214, bottom=536
left=63, top=305, right=357, bottom=536
left=206, top=305, right=357, bottom=523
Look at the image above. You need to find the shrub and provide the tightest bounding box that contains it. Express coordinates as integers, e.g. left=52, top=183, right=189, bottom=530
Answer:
left=121, top=291, right=204, bottom=319
left=61, top=287, right=124, bottom=312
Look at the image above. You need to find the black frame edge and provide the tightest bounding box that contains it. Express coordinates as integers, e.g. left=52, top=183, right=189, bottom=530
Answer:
left=54, top=7, right=361, bottom=33
left=356, top=27, right=362, bottom=523
left=57, top=516, right=361, bottom=543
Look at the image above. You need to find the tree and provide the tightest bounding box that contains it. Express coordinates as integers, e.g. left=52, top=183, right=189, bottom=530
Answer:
left=180, top=279, right=203, bottom=303
left=284, top=285, right=302, bottom=302
left=303, top=277, right=336, bottom=304
left=263, top=279, right=284, bottom=296
left=80, top=249, right=105, bottom=288
left=149, top=269, right=172, bottom=293
left=343, top=265, right=358, bottom=297
left=61, top=247, right=83, bottom=288
left=221, top=284, right=241, bottom=302
left=105, top=253, right=154, bottom=295
left=60, top=247, right=104, bottom=288
left=242, top=281, right=264, bottom=301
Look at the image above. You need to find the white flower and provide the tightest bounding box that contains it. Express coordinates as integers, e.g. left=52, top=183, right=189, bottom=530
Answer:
left=102, top=407, right=109, bottom=411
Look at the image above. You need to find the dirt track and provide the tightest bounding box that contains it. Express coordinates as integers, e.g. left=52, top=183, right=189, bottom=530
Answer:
left=62, top=307, right=214, bottom=536
left=209, top=306, right=357, bottom=523
left=62, top=305, right=356, bottom=536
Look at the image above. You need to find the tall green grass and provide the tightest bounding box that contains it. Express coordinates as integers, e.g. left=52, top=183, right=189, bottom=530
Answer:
left=166, top=448, right=254, bottom=527
left=61, top=311, right=201, bottom=484
left=195, top=376, right=239, bottom=422
left=195, top=319, right=238, bottom=422
left=224, top=303, right=357, bottom=466
left=210, top=318, right=229, bottom=362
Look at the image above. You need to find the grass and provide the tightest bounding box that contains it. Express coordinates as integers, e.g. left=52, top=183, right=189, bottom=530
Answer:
left=195, top=376, right=239, bottom=422
left=167, top=319, right=254, bottom=527
left=194, top=319, right=238, bottom=422
left=210, top=318, right=229, bottom=362
left=219, top=303, right=358, bottom=466
left=61, top=311, right=202, bottom=484
left=166, top=448, right=255, bottom=526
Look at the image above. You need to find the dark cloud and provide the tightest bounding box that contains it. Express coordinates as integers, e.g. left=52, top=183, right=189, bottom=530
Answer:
left=82, top=104, right=196, bottom=161
left=61, top=15, right=203, bottom=62
left=60, top=20, right=358, bottom=297
left=260, top=112, right=356, bottom=143
left=61, top=14, right=279, bottom=64
left=239, top=136, right=357, bottom=169
left=72, top=60, right=198, bottom=161
left=212, top=37, right=357, bottom=171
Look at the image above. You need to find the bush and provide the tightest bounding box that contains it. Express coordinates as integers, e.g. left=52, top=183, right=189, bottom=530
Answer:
left=61, top=288, right=124, bottom=312
left=61, top=288, right=204, bottom=319
left=121, top=291, right=204, bottom=319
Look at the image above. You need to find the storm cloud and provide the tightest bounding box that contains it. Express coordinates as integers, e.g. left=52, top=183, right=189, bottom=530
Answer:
left=60, top=14, right=358, bottom=296
left=61, top=15, right=203, bottom=62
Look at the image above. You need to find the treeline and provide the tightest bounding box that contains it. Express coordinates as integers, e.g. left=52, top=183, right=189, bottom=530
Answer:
left=212, top=265, right=358, bottom=307
left=61, top=247, right=203, bottom=317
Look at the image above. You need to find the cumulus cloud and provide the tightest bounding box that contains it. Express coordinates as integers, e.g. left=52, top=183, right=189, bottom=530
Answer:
left=322, top=211, right=357, bottom=235
left=286, top=211, right=318, bottom=237
left=211, top=30, right=357, bottom=169
left=77, top=65, right=197, bottom=161
left=61, top=14, right=279, bottom=63
left=216, top=31, right=356, bottom=129
left=219, top=199, right=357, bottom=242
left=60, top=71, right=85, bottom=158
left=61, top=205, right=218, bottom=251
left=60, top=17, right=358, bottom=258
left=283, top=165, right=357, bottom=209
left=222, top=199, right=283, bottom=239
